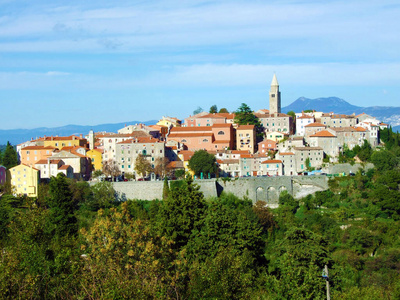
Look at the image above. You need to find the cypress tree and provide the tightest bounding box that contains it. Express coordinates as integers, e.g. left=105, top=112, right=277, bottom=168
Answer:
left=2, top=142, right=18, bottom=169
left=46, top=173, right=78, bottom=237
left=163, top=177, right=169, bottom=200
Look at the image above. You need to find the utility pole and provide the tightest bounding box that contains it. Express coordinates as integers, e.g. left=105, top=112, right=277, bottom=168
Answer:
left=322, top=264, right=331, bottom=300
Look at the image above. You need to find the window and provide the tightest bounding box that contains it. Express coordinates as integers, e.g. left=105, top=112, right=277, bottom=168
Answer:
left=27, top=151, right=30, bottom=154
left=181, top=139, right=187, bottom=143
left=218, top=131, right=225, bottom=135
left=202, top=139, right=209, bottom=142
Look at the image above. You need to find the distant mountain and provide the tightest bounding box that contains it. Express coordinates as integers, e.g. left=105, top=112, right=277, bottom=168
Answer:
left=282, top=97, right=400, bottom=132
left=282, top=97, right=361, bottom=114
left=0, top=120, right=158, bottom=146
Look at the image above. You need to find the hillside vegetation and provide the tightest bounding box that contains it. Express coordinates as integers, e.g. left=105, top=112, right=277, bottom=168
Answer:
left=0, top=128, right=399, bottom=299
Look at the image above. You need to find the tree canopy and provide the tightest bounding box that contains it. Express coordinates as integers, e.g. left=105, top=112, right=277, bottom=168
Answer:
left=2, top=142, right=18, bottom=169
left=188, top=150, right=218, bottom=178
left=234, top=103, right=263, bottom=140
left=209, top=105, right=218, bottom=113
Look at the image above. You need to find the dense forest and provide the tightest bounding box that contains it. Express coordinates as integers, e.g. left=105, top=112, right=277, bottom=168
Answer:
left=0, top=128, right=400, bottom=299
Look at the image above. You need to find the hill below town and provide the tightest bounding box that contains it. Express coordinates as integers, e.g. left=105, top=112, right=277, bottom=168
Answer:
left=0, top=120, right=158, bottom=146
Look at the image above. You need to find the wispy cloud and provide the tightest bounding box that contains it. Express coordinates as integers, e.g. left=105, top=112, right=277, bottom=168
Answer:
left=0, top=0, right=398, bottom=59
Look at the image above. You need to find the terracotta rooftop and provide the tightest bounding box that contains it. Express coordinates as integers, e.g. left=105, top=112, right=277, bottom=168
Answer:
left=22, top=145, right=57, bottom=150
left=310, top=130, right=336, bottom=137
left=278, top=152, right=295, bottom=156
left=59, top=165, right=71, bottom=170
left=261, top=159, right=282, bottom=164
left=305, top=122, right=325, bottom=127
left=168, top=132, right=214, bottom=138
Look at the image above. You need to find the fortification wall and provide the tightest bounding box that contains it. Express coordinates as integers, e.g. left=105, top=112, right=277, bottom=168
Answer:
left=106, top=175, right=329, bottom=203
left=321, top=163, right=374, bottom=175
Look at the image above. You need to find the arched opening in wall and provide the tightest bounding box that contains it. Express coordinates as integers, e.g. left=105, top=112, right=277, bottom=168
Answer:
left=267, top=186, right=277, bottom=204
left=278, top=186, right=287, bottom=197
left=256, top=186, right=265, bottom=202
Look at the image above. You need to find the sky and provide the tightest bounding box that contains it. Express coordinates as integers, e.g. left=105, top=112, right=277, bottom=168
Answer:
left=0, top=0, right=399, bottom=130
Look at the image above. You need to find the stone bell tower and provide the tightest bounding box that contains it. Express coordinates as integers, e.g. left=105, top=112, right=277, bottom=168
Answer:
left=269, top=74, right=281, bottom=114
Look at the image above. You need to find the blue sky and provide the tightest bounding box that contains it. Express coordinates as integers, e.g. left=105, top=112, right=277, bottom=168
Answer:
left=1, top=0, right=399, bottom=129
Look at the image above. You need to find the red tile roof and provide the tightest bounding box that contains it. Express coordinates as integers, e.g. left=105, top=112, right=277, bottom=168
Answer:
left=310, top=130, right=336, bottom=137
left=305, top=122, right=325, bottom=127
left=261, top=159, right=282, bottom=164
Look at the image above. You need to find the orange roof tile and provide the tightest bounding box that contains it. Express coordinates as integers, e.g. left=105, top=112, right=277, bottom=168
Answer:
left=310, top=130, right=336, bottom=137
left=168, top=133, right=214, bottom=138
left=21, top=145, right=57, bottom=150
left=305, top=122, right=325, bottom=127
left=262, top=159, right=282, bottom=164
left=59, top=165, right=71, bottom=170
left=279, top=152, right=295, bottom=156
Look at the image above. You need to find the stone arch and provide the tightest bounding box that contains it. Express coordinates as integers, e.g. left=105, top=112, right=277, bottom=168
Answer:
left=256, top=186, right=265, bottom=202
left=278, top=185, right=287, bottom=195
left=267, top=186, right=277, bottom=203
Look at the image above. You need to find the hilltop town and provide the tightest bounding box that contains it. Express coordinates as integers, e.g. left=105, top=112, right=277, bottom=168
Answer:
left=4, top=74, right=389, bottom=197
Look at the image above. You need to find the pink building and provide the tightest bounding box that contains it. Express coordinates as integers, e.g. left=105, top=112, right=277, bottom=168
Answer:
left=258, top=139, right=277, bottom=154
left=168, top=124, right=234, bottom=152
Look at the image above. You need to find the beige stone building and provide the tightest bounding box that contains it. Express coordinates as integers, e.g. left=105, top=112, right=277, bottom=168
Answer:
left=115, top=137, right=165, bottom=175
left=293, top=147, right=324, bottom=173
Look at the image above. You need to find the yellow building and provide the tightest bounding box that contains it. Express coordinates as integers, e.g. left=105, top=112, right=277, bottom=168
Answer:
left=42, top=135, right=87, bottom=149
left=236, top=125, right=256, bottom=154
left=8, top=164, right=39, bottom=197
left=86, top=148, right=103, bottom=171
left=157, top=116, right=182, bottom=128
left=177, top=150, right=195, bottom=177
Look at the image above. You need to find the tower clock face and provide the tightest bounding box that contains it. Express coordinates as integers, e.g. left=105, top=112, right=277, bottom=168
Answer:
left=271, top=94, right=275, bottom=97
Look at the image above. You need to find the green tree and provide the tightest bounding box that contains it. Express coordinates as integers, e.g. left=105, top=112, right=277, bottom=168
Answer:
left=219, top=108, right=229, bottom=113
left=80, top=202, right=185, bottom=299
left=162, top=177, right=169, bottom=200
left=287, top=110, right=296, bottom=127
left=157, top=176, right=206, bottom=249
left=174, top=168, right=185, bottom=179
left=88, top=181, right=116, bottom=210
left=193, top=106, right=203, bottom=115
left=188, top=150, right=218, bottom=178
left=356, top=140, right=373, bottom=162
left=2, top=142, right=18, bottom=169
left=234, top=103, right=263, bottom=140
left=209, top=105, right=218, bottom=113
left=371, top=150, right=398, bottom=171
left=186, top=200, right=264, bottom=263
left=269, top=227, right=331, bottom=299
left=134, top=154, right=152, bottom=178
left=46, top=173, right=78, bottom=238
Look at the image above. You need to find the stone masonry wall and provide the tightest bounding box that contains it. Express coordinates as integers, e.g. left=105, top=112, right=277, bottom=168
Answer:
left=107, top=175, right=328, bottom=204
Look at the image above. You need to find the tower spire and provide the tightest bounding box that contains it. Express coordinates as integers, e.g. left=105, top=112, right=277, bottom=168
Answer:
left=271, top=73, right=279, bottom=86
left=269, top=74, right=281, bottom=114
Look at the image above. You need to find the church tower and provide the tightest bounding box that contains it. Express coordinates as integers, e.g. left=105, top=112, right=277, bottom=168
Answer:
left=269, top=74, right=281, bottom=114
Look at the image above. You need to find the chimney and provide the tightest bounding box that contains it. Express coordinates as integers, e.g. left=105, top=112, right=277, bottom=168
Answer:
left=80, top=134, right=83, bottom=139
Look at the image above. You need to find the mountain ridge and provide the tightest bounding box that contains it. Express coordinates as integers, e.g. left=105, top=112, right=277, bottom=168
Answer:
left=0, top=120, right=158, bottom=145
